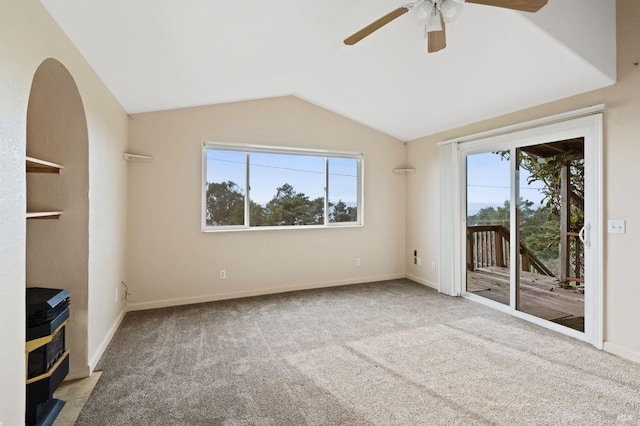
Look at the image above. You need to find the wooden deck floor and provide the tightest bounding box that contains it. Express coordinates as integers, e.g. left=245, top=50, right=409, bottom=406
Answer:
left=467, top=267, right=585, bottom=331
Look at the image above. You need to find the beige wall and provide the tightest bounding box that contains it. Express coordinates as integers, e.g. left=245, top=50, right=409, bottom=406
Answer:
left=126, top=97, right=406, bottom=309
left=84, top=66, right=129, bottom=374
left=0, top=0, right=128, bottom=423
left=406, top=0, right=640, bottom=361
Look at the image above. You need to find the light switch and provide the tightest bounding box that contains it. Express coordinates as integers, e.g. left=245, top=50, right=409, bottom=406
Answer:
left=607, top=219, right=626, bottom=234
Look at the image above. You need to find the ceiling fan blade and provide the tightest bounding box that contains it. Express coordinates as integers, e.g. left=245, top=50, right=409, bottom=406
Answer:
left=466, top=0, right=548, bottom=13
left=344, top=6, right=410, bottom=45
left=428, top=15, right=446, bottom=53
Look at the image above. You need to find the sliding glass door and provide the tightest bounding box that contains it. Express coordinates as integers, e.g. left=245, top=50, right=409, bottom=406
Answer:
left=461, top=119, right=600, bottom=343
left=466, top=152, right=511, bottom=306
left=514, top=140, right=585, bottom=331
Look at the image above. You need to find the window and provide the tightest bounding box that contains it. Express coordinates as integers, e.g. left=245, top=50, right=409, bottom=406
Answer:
left=203, top=143, right=363, bottom=230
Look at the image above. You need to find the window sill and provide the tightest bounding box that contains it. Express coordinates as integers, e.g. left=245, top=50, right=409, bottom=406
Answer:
left=202, top=223, right=363, bottom=233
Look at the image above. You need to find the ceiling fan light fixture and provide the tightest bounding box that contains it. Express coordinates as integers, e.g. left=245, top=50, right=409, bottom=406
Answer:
left=440, top=0, right=465, bottom=23
left=425, top=11, right=442, bottom=32
left=411, top=0, right=442, bottom=32
left=411, top=0, right=434, bottom=25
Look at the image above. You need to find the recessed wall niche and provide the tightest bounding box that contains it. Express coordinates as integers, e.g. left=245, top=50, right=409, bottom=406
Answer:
left=26, top=58, right=89, bottom=376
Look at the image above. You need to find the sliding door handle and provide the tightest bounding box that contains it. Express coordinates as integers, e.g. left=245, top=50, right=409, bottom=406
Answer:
left=579, top=223, right=590, bottom=248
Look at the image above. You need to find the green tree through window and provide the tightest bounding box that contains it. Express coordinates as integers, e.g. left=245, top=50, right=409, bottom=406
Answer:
left=203, top=144, right=362, bottom=229
left=206, top=181, right=244, bottom=226
left=261, top=183, right=323, bottom=226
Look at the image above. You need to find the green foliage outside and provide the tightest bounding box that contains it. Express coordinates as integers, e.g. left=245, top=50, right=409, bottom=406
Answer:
left=498, top=150, right=584, bottom=233
left=468, top=198, right=561, bottom=275
left=205, top=181, right=245, bottom=226
left=511, top=150, right=585, bottom=280
left=331, top=200, right=357, bottom=223
left=469, top=150, right=585, bottom=278
left=206, top=181, right=356, bottom=227
left=261, top=183, right=323, bottom=226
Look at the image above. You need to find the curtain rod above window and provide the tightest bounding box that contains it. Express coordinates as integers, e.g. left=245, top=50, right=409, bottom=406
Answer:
left=437, top=104, right=605, bottom=147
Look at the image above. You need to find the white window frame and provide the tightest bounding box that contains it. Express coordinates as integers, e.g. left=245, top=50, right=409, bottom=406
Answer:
left=202, top=142, right=364, bottom=232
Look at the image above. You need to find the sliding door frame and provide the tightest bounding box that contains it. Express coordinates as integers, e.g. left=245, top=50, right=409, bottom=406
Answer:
left=440, top=109, right=603, bottom=348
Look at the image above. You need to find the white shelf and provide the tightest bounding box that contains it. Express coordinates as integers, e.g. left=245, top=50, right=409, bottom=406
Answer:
left=393, top=168, right=416, bottom=175
left=123, top=153, right=154, bottom=162
left=26, top=156, right=63, bottom=173
left=26, top=211, right=63, bottom=220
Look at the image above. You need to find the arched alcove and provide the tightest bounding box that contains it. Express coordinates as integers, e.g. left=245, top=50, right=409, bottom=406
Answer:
left=26, top=58, right=89, bottom=376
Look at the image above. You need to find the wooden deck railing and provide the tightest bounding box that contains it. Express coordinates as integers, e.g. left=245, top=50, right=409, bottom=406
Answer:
left=467, top=225, right=554, bottom=276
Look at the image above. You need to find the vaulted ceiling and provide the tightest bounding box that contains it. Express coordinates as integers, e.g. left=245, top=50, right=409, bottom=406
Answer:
left=40, top=0, right=616, bottom=141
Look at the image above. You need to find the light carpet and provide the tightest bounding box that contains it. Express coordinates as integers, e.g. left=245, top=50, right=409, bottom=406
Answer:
left=76, top=279, right=640, bottom=425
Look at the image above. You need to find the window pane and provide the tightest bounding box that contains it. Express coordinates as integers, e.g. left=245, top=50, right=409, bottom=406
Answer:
left=250, top=153, right=325, bottom=226
left=466, top=152, right=511, bottom=305
left=328, top=158, right=358, bottom=223
left=205, top=149, right=245, bottom=226
left=466, top=151, right=510, bottom=305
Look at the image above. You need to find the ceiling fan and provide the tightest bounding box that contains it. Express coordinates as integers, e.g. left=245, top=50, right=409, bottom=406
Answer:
left=344, top=0, right=548, bottom=53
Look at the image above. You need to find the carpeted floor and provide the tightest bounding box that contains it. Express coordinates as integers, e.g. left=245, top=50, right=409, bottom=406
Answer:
left=77, top=279, right=640, bottom=425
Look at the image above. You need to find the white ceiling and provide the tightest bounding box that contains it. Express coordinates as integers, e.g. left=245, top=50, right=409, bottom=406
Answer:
left=40, top=0, right=616, bottom=141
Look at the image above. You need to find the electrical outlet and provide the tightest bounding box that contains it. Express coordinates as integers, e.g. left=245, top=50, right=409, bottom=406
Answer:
left=417, top=258, right=422, bottom=266
left=431, top=261, right=436, bottom=271
left=355, top=258, right=361, bottom=267
left=115, top=288, right=119, bottom=303
left=608, top=219, right=626, bottom=234
left=219, top=270, right=226, bottom=279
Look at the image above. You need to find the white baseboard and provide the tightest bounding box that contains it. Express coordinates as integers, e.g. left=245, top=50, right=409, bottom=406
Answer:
left=127, top=273, right=406, bottom=312
left=64, top=308, right=127, bottom=381
left=88, top=307, right=127, bottom=372
left=603, top=341, right=640, bottom=364
left=405, top=273, right=438, bottom=291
